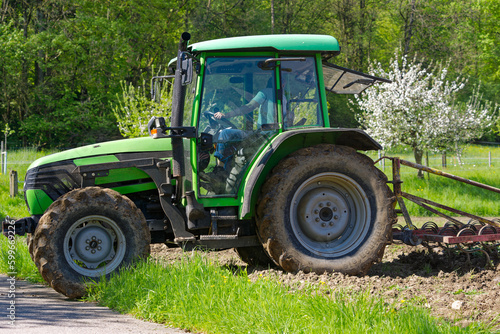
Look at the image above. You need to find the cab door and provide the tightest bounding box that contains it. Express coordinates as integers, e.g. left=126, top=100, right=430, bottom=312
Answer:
left=195, top=55, right=279, bottom=198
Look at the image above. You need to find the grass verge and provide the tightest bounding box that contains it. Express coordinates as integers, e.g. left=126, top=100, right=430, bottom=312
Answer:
left=85, top=254, right=491, bottom=334
left=0, top=234, right=44, bottom=283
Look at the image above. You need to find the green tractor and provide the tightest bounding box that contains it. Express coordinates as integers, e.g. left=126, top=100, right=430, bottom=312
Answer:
left=5, top=33, right=396, bottom=298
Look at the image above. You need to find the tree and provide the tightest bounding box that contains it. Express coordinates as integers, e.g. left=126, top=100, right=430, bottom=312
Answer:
left=353, top=50, right=495, bottom=176
left=113, top=74, right=173, bottom=138
left=327, top=0, right=385, bottom=69
left=434, top=84, right=497, bottom=164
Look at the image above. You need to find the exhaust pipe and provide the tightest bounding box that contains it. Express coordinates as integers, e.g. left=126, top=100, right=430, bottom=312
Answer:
left=171, top=32, right=191, bottom=185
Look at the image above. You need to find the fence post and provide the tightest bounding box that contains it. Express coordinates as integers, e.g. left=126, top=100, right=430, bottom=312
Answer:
left=10, top=170, right=18, bottom=197
left=442, top=152, right=447, bottom=168
left=426, top=151, right=430, bottom=178
left=0, top=141, right=3, bottom=175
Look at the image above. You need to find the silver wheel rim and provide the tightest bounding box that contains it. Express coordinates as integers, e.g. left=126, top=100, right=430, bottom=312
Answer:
left=290, top=172, right=371, bottom=257
left=63, top=215, right=126, bottom=277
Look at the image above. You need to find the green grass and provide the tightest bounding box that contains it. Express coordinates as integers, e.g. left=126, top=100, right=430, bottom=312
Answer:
left=390, top=169, right=499, bottom=217
left=85, top=253, right=490, bottom=334
left=0, top=175, right=29, bottom=220
left=0, top=235, right=44, bottom=283
left=0, top=147, right=58, bottom=178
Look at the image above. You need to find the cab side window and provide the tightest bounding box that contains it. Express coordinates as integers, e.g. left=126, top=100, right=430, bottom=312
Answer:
left=281, top=57, right=322, bottom=129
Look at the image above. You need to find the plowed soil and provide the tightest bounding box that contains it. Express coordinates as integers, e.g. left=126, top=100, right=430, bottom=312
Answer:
left=151, top=240, right=500, bottom=329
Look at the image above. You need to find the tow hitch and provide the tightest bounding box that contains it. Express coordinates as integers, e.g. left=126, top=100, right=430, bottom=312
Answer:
left=2, top=216, right=38, bottom=237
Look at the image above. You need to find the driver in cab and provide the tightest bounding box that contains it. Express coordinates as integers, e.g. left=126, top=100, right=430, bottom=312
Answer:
left=213, top=79, right=288, bottom=169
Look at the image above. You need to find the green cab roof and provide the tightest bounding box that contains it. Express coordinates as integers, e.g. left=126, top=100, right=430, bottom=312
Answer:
left=188, top=34, right=340, bottom=54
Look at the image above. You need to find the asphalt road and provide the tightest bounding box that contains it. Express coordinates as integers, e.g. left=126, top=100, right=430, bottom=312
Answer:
left=0, top=274, right=190, bottom=334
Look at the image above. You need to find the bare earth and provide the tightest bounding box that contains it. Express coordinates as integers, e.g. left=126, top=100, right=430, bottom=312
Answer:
left=151, top=239, right=500, bottom=330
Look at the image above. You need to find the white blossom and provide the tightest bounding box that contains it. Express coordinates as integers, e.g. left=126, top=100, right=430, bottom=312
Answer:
left=353, top=50, right=497, bottom=166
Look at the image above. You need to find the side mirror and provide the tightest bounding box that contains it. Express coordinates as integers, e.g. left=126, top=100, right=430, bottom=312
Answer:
left=180, top=52, right=193, bottom=86
left=151, top=75, right=174, bottom=102
left=148, top=116, right=167, bottom=138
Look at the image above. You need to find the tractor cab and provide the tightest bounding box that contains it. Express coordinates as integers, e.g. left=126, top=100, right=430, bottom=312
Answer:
left=150, top=34, right=390, bottom=201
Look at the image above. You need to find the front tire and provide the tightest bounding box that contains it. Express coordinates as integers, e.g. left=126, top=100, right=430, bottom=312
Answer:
left=256, top=144, right=395, bottom=275
left=33, top=187, right=150, bottom=298
left=26, top=233, right=34, bottom=261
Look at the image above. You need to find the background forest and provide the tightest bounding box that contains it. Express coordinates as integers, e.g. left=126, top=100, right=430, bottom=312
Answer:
left=1, top=0, right=499, bottom=148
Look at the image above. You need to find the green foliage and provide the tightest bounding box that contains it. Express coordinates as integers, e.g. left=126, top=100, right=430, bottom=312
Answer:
left=0, top=0, right=499, bottom=147
left=112, top=73, right=173, bottom=138
left=0, top=0, right=184, bottom=147
left=20, top=99, right=121, bottom=147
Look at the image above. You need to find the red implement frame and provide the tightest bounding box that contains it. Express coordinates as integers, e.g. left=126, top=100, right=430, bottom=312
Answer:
left=377, top=157, right=500, bottom=245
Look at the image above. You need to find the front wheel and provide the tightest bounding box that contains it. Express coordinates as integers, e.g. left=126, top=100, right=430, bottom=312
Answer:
left=33, top=187, right=150, bottom=298
left=256, top=144, right=395, bottom=275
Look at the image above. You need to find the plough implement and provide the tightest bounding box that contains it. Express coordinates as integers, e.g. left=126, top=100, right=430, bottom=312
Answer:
left=379, top=157, right=500, bottom=266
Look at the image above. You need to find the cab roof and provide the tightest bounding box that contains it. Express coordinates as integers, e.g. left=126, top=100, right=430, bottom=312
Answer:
left=188, top=34, right=340, bottom=56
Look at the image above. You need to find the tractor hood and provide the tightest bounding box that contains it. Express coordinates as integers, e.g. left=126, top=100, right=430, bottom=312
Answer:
left=24, top=136, right=181, bottom=216
left=28, top=137, right=174, bottom=169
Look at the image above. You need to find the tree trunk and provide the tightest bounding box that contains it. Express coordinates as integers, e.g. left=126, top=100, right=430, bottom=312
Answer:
left=271, top=0, right=275, bottom=34
left=402, top=0, right=417, bottom=56
left=454, top=141, right=463, bottom=165
left=413, top=147, right=424, bottom=178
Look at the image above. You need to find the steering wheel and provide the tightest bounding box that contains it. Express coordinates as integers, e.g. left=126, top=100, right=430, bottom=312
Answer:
left=203, top=108, right=238, bottom=131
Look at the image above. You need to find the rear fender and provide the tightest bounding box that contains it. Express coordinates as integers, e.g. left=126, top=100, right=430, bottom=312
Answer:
left=240, top=128, right=381, bottom=218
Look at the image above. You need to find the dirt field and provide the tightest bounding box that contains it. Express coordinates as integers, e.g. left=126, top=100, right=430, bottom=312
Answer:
left=151, top=239, right=500, bottom=330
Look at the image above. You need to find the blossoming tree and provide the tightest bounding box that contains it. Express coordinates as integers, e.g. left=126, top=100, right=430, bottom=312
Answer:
left=353, top=51, right=496, bottom=176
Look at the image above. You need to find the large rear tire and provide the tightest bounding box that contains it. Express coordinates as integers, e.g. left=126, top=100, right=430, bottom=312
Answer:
left=256, top=144, right=395, bottom=275
left=33, top=187, right=150, bottom=299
